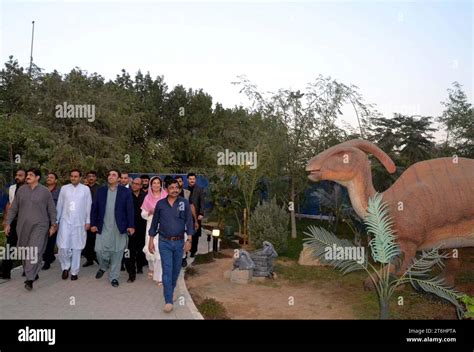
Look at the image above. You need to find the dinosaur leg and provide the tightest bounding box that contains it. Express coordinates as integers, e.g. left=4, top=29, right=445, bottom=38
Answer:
left=396, top=242, right=418, bottom=275
left=363, top=241, right=418, bottom=291
left=441, top=250, right=460, bottom=288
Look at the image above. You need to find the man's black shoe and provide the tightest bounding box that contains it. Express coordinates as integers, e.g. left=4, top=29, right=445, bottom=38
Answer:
left=42, top=262, right=51, bottom=270
left=34, top=274, right=39, bottom=281
left=82, top=261, right=94, bottom=267
left=127, top=276, right=135, bottom=283
left=71, top=275, right=78, bottom=281
left=137, top=268, right=143, bottom=274
left=62, top=270, right=69, bottom=280
left=96, top=270, right=105, bottom=279
left=25, top=280, right=33, bottom=291
left=111, top=279, right=119, bottom=287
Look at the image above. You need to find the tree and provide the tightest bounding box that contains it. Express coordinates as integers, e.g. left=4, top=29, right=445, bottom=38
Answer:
left=234, top=75, right=378, bottom=238
left=367, top=114, right=436, bottom=191
left=438, top=81, right=474, bottom=158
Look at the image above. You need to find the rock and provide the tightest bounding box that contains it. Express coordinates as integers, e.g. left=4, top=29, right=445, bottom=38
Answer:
left=230, top=269, right=253, bottom=284
left=298, top=244, right=329, bottom=266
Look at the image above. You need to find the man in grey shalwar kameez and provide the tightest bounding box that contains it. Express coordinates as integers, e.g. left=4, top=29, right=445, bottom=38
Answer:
left=5, top=168, right=57, bottom=291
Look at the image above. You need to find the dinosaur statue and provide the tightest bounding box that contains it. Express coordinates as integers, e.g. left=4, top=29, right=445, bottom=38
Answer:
left=305, top=139, right=474, bottom=288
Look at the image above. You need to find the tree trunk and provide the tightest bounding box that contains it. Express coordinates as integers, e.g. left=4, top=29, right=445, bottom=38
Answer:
left=9, top=142, right=15, bottom=182
left=379, top=300, right=390, bottom=320
left=290, top=179, right=297, bottom=239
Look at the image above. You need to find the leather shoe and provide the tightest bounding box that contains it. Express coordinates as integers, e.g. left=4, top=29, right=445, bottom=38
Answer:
left=24, top=280, right=33, bottom=291
left=127, top=276, right=135, bottom=283
left=111, top=279, right=119, bottom=287
left=82, top=261, right=94, bottom=267
left=95, top=270, right=105, bottom=279
left=71, top=275, right=78, bottom=281
left=62, top=270, right=69, bottom=280
left=42, top=262, right=51, bottom=270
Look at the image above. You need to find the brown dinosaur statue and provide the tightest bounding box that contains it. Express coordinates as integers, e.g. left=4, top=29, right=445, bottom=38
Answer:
left=306, top=139, right=474, bottom=288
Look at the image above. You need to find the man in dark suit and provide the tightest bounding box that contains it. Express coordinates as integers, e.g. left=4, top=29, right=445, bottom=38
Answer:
left=83, top=171, right=99, bottom=267
left=125, top=177, right=147, bottom=282
left=90, top=169, right=134, bottom=287
left=186, top=172, right=205, bottom=257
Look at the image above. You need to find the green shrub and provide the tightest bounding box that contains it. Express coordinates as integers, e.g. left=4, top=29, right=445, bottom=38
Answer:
left=249, top=197, right=289, bottom=254
left=197, top=298, right=230, bottom=320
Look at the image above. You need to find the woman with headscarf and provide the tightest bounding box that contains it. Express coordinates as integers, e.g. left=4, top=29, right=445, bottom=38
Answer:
left=141, top=176, right=167, bottom=285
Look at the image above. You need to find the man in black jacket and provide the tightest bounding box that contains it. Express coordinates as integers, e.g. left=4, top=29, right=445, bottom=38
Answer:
left=83, top=171, right=99, bottom=267
left=186, top=172, right=204, bottom=257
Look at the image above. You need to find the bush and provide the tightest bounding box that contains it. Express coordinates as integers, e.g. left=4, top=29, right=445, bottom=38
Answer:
left=249, top=197, right=289, bottom=254
left=197, top=298, right=230, bottom=320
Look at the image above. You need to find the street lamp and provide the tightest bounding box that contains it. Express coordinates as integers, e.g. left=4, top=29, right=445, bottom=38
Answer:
left=212, top=229, right=220, bottom=253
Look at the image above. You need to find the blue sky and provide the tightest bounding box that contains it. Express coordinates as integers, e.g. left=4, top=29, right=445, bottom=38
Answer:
left=0, top=0, right=472, bottom=138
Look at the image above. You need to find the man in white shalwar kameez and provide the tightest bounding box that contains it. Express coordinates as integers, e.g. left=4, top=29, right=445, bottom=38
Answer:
left=56, top=169, right=92, bottom=280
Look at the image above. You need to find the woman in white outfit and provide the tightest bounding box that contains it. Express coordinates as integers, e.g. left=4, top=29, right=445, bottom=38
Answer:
left=141, top=176, right=167, bottom=285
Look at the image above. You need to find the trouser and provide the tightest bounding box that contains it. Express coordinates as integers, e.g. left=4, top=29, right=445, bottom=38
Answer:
left=125, top=232, right=147, bottom=279
left=147, top=235, right=162, bottom=282
left=21, top=224, right=49, bottom=281
left=82, top=230, right=97, bottom=263
left=96, top=249, right=125, bottom=282
left=42, top=232, right=57, bottom=265
left=190, top=221, right=201, bottom=255
left=58, top=248, right=82, bottom=275
left=159, top=237, right=184, bottom=304
left=1, top=220, right=18, bottom=278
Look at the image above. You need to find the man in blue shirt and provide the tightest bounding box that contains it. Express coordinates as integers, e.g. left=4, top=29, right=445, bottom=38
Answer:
left=148, top=178, right=194, bottom=313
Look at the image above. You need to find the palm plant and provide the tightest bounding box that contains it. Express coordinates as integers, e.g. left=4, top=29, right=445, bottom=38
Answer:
left=304, top=193, right=465, bottom=319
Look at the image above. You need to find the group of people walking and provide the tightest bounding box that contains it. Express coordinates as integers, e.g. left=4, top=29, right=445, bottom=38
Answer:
left=1, top=168, right=205, bottom=313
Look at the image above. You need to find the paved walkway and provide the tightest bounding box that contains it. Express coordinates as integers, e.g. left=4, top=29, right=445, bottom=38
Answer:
left=0, top=233, right=211, bottom=319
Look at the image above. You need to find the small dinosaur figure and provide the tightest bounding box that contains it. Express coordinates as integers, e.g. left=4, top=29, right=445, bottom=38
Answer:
left=306, top=139, right=474, bottom=288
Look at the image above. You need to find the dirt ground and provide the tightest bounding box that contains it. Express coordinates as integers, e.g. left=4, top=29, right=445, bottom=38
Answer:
left=186, top=249, right=355, bottom=319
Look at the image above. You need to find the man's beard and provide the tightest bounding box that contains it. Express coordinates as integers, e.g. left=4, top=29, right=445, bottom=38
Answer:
left=143, top=184, right=149, bottom=190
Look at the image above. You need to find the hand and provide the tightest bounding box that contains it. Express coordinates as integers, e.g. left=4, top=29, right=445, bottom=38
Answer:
left=127, top=228, right=135, bottom=235
left=4, top=224, right=10, bottom=236
left=197, top=215, right=204, bottom=221
left=148, top=237, right=155, bottom=254
left=85, top=223, right=90, bottom=231
left=90, top=226, right=98, bottom=233
left=49, top=224, right=57, bottom=237
left=194, top=222, right=199, bottom=231
left=184, top=239, right=192, bottom=252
